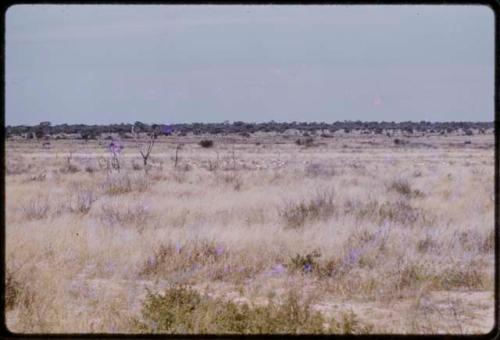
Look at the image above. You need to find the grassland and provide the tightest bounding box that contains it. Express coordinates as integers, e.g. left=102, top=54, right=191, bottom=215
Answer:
left=4, top=131, right=495, bottom=334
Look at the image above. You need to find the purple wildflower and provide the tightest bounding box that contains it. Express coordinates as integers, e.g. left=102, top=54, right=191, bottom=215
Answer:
left=271, top=264, right=287, bottom=275
left=175, top=243, right=183, bottom=254
left=215, top=245, right=224, bottom=257
left=146, top=256, right=157, bottom=268
left=303, top=263, right=313, bottom=273
left=345, top=248, right=362, bottom=267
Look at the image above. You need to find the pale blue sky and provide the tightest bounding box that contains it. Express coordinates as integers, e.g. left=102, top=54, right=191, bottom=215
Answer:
left=5, top=5, right=495, bottom=125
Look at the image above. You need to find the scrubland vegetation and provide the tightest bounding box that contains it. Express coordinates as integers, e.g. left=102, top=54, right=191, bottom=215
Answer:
left=5, top=130, right=495, bottom=334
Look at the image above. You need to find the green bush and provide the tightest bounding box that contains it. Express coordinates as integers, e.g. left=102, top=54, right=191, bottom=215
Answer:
left=134, top=285, right=373, bottom=334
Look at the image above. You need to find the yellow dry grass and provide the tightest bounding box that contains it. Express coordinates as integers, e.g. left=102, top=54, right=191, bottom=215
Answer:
left=5, top=132, right=495, bottom=334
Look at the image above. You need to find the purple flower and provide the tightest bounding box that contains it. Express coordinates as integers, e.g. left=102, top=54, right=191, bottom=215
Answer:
left=271, top=264, right=287, bottom=275
left=345, top=248, right=362, bottom=266
left=146, top=256, right=157, bottom=268
left=303, top=263, right=313, bottom=273
left=215, top=245, right=224, bottom=257
left=175, top=243, right=183, bottom=254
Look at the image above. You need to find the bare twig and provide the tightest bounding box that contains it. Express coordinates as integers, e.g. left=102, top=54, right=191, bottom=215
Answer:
left=140, top=135, right=156, bottom=170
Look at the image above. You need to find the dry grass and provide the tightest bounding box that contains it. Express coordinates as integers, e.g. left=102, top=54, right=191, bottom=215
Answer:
left=5, top=132, right=495, bottom=334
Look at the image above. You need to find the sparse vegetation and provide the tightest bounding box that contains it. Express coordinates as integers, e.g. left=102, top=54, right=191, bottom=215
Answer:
left=5, top=129, right=494, bottom=334
left=280, top=191, right=335, bottom=228
left=135, top=285, right=373, bottom=334
left=199, top=139, right=214, bottom=148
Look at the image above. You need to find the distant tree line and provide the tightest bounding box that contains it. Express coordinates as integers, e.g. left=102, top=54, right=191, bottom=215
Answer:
left=4, top=120, right=494, bottom=140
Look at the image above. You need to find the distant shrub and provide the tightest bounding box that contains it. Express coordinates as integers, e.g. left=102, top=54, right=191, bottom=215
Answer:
left=295, top=138, right=314, bottom=147
left=396, top=262, right=429, bottom=290
left=21, top=198, right=50, bottom=220
left=139, top=240, right=226, bottom=278
left=416, top=235, right=439, bottom=254
left=102, top=174, right=150, bottom=195
left=280, top=191, right=335, bottom=228
left=134, top=285, right=372, bottom=334
left=378, top=200, right=429, bottom=225
left=305, top=163, right=336, bottom=178
left=481, top=229, right=495, bottom=253
left=99, top=200, right=151, bottom=228
left=59, top=163, right=80, bottom=174
left=393, top=138, right=408, bottom=145
left=25, top=172, right=46, bottom=182
left=6, top=162, right=33, bottom=176
left=84, top=165, right=96, bottom=174
left=219, top=173, right=243, bottom=191
left=433, top=261, right=486, bottom=290
left=132, top=161, right=142, bottom=171
left=387, top=179, right=424, bottom=198
left=68, top=185, right=97, bottom=214
left=199, top=140, right=214, bottom=148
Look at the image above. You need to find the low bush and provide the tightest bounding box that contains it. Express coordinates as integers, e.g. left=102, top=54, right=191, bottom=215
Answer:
left=199, top=140, right=214, bottom=148
left=99, top=201, right=151, bottom=228
left=387, top=179, right=424, bottom=198
left=134, top=285, right=373, bottom=334
left=21, top=198, right=50, bottom=220
left=102, top=174, right=150, bottom=195
left=304, top=163, right=336, bottom=178
left=280, top=191, right=335, bottom=228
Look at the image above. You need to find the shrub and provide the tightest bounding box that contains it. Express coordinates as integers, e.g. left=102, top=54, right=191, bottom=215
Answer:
left=432, top=261, right=487, bottom=290
left=25, top=173, right=46, bottom=182
left=5, top=270, right=21, bottom=311
left=219, top=173, right=243, bottom=191
left=416, top=235, right=439, bottom=254
left=59, top=163, right=80, bottom=174
left=387, top=179, right=423, bottom=198
left=289, top=250, right=321, bottom=274
left=84, top=165, right=96, bottom=174
left=481, top=229, right=495, bottom=253
left=132, top=161, right=142, bottom=171
left=396, top=262, right=429, bottom=290
left=68, top=185, right=97, bottom=214
left=199, top=140, right=214, bottom=148
left=378, top=200, right=425, bottom=225
left=393, top=138, right=408, bottom=145
left=134, top=285, right=373, bottom=334
left=102, top=175, right=133, bottom=195
left=304, top=163, right=336, bottom=178
left=280, top=191, right=335, bottom=228
left=102, top=174, right=150, bottom=196
left=139, top=240, right=226, bottom=277
left=295, top=138, right=314, bottom=147
left=21, top=198, right=50, bottom=220
left=99, top=201, right=151, bottom=228
left=6, top=162, right=33, bottom=175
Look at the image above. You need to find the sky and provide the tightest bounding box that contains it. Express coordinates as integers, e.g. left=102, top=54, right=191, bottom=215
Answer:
left=5, top=5, right=495, bottom=125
